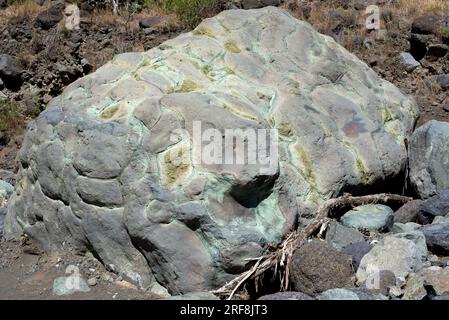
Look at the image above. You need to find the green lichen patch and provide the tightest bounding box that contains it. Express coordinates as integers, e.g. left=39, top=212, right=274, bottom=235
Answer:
left=224, top=40, right=241, bottom=53
left=223, top=67, right=235, bottom=75
left=382, top=107, right=394, bottom=123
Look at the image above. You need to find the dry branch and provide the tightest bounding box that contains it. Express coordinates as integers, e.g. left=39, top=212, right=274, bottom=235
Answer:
left=212, top=193, right=412, bottom=300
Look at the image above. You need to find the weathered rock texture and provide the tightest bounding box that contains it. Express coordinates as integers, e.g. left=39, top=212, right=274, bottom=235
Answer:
left=409, top=120, right=449, bottom=199
left=5, top=7, right=419, bottom=294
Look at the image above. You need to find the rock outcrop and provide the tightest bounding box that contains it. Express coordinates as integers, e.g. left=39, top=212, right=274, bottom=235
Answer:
left=4, top=7, right=419, bottom=294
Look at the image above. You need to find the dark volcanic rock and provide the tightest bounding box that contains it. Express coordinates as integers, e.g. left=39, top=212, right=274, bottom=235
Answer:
left=394, top=200, right=423, bottom=223
left=258, top=291, right=313, bottom=300
left=342, top=241, right=373, bottom=270
left=139, top=16, right=163, bottom=29
left=240, top=0, right=283, bottom=9
left=35, top=3, right=65, bottom=30
left=418, top=190, right=449, bottom=224
left=0, top=54, right=24, bottom=91
left=422, top=222, right=449, bottom=255
left=412, top=15, right=443, bottom=35
left=290, top=240, right=354, bottom=296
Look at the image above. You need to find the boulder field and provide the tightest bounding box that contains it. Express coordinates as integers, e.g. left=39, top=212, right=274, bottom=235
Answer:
left=4, top=7, right=419, bottom=295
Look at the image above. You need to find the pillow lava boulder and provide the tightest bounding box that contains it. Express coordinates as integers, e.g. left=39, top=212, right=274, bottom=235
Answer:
left=4, top=7, right=419, bottom=295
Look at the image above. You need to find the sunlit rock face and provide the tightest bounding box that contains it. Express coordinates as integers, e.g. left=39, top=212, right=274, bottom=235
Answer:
left=4, top=7, right=418, bottom=294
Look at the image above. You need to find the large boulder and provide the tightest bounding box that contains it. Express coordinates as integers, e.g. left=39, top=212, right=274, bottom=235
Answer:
left=4, top=7, right=419, bottom=294
left=409, top=121, right=449, bottom=199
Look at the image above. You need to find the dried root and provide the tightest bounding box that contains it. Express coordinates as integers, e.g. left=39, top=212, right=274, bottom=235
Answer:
left=212, top=193, right=412, bottom=300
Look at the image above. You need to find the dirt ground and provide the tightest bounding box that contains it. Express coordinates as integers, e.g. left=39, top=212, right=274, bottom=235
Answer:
left=0, top=239, right=162, bottom=300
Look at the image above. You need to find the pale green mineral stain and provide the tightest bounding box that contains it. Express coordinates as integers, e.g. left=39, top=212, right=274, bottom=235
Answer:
left=355, top=158, right=372, bottom=184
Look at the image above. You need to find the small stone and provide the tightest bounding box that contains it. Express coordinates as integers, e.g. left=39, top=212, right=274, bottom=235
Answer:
left=139, top=16, right=163, bottom=29
left=436, top=74, right=449, bottom=90
left=164, top=292, right=220, bottom=300
left=402, top=273, right=427, bottom=300
left=426, top=44, right=449, bottom=60
left=399, top=52, right=420, bottom=72
left=340, top=204, right=394, bottom=232
left=87, top=277, right=97, bottom=286
left=443, top=105, right=449, bottom=112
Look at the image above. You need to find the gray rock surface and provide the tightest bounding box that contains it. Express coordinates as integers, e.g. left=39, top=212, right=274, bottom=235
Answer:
left=399, top=52, right=420, bottom=72
left=409, top=121, right=449, bottom=199
left=356, top=233, right=427, bottom=284
left=0, top=208, right=6, bottom=238
left=0, top=179, right=14, bottom=208
left=325, top=221, right=366, bottom=250
left=258, top=291, right=313, bottom=300
left=164, top=292, right=219, bottom=300
left=340, top=204, right=394, bottom=232
left=418, top=190, right=449, bottom=224
left=392, top=222, right=421, bottom=234
left=317, top=288, right=386, bottom=300
left=394, top=200, right=422, bottom=223
left=290, top=240, right=354, bottom=296
left=422, top=222, right=449, bottom=255
left=341, top=241, right=373, bottom=270
left=4, top=7, right=419, bottom=294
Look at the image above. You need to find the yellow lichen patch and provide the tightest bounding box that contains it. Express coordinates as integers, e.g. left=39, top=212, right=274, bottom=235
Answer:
left=293, top=143, right=316, bottom=187
left=224, top=67, right=235, bottom=75
left=99, top=105, right=119, bottom=120
left=161, top=144, right=191, bottom=188
left=223, top=103, right=258, bottom=121
left=277, top=122, right=295, bottom=137
left=224, top=40, right=241, bottom=53
left=355, top=158, right=372, bottom=184
left=192, top=26, right=216, bottom=38
left=382, top=107, right=394, bottom=123
left=266, top=116, right=275, bottom=127
left=168, top=79, right=201, bottom=93
left=16, top=178, right=26, bottom=196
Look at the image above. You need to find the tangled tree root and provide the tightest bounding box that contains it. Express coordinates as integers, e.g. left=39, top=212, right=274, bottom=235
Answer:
left=212, top=193, right=412, bottom=300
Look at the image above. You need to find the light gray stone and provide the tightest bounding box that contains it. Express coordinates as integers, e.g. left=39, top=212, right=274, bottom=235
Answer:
left=399, top=52, right=420, bottom=72
left=4, top=7, right=419, bottom=295
left=340, top=204, right=394, bottom=232
left=356, top=234, right=427, bottom=284
left=0, top=179, right=14, bottom=208
left=409, top=121, right=449, bottom=199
